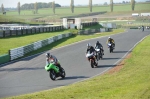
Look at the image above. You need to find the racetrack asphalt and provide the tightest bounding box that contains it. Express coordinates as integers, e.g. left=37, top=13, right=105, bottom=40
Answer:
left=0, top=29, right=149, bottom=98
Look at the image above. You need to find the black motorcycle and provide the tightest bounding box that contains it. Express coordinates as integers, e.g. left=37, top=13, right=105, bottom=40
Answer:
left=95, top=48, right=103, bottom=60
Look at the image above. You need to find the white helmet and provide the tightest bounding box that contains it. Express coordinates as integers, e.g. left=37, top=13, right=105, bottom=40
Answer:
left=87, top=43, right=91, bottom=47
left=108, top=37, right=111, bottom=39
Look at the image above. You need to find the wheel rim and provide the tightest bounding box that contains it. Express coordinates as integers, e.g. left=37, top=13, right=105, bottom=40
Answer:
left=51, top=71, right=56, bottom=79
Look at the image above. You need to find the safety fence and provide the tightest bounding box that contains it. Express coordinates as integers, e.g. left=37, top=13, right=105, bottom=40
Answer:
left=0, top=25, right=64, bottom=38
left=78, top=28, right=109, bottom=35
left=81, top=22, right=98, bottom=27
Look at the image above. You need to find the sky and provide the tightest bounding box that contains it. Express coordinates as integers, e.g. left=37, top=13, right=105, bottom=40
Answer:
left=0, top=0, right=147, bottom=8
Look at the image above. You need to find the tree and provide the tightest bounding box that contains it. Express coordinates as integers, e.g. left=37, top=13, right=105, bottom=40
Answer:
left=122, top=1, right=126, bottom=4
left=110, top=0, right=113, bottom=12
left=34, top=2, right=38, bottom=14
left=1, top=4, right=4, bottom=13
left=89, top=0, right=92, bottom=12
left=17, top=2, right=20, bottom=15
left=104, top=2, right=108, bottom=5
left=21, top=2, right=61, bottom=10
left=70, top=0, right=74, bottom=13
left=52, top=1, right=55, bottom=14
left=131, top=0, right=135, bottom=11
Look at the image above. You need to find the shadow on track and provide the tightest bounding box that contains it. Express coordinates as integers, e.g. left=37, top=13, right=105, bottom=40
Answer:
left=113, top=51, right=132, bottom=53
left=0, top=67, right=43, bottom=72
left=102, top=58, right=122, bottom=60
left=58, top=76, right=88, bottom=80
left=96, top=65, right=115, bottom=68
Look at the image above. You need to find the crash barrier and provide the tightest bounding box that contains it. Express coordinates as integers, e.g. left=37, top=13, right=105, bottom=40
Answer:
left=130, top=27, right=139, bottom=29
left=8, top=33, right=72, bottom=61
left=78, top=28, right=109, bottom=35
left=0, top=25, right=64, bottom=38
left=81, top=22, right=98, bottom=28
left=0, top=54, right=10, bottom=65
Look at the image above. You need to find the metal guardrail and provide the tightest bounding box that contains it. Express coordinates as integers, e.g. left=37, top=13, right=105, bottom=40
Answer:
left=9, top=33, right=72, bottom=61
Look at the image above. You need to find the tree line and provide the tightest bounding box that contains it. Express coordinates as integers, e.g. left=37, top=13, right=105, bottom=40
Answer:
left=21, top=2, right=61, bottom=10
left=1, top=0, right=136, bottom=15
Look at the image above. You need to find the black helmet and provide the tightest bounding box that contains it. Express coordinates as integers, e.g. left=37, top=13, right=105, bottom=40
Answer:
left=97, top=41, right=99, bottom=44
left=46, top=53, right=51, bottom=58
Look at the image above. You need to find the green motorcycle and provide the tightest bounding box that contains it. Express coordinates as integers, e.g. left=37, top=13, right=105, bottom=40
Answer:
left=45, top=60, right=66, bottom=80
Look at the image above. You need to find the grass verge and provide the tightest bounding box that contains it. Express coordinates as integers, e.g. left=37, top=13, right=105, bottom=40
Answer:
left=3, top=31, right=150, bottom=99
left=0, top=30, right=68, bottom=55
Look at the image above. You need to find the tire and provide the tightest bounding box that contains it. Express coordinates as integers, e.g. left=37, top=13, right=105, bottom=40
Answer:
left=96, top=53, right=99, bottom=61
left=60, top=68, right=66, bottom=78
left=99, top=52, right=103, bottom=59
left=110, top=48, right=112, bottom=53
left=49, top=70, right=56, bottom=80
left=95, top=61, right=98, bottom=67
left=110, top=47, right=113, bottom=53
left=90, top=59, right=94, bottom=68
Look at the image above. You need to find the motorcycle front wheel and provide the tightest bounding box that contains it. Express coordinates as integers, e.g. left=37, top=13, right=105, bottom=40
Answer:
left=90, top=59, right=94, bottom=68
left=49, top=70, right=56, bottom=80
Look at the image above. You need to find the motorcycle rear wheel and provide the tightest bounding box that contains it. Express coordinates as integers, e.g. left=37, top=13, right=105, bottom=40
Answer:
left=60, top=68, right=66, bottom=78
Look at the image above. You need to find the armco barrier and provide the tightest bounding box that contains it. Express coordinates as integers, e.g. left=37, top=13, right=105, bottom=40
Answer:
left=0, top=54, right=10, bottom=65
left=0, top=25, right=64, bottom=38
left=78, top=28, right=108, bottom=35
left=9, top=33, right=72, bottom=61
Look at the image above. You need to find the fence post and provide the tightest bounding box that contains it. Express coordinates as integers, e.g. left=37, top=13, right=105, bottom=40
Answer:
left=3, top=31, right=5, bottom=37
left=10, top=30, right=12, bottom=36
left=21, top=29, right=23, bottom=35
left=16, top=30, right=18, bottom=36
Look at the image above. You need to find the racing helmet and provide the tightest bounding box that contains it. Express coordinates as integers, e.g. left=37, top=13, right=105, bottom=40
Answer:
left=46, top=53, right=51, bottom=58
left=96, top=41, right=99, bottom=44
left=87, top=43, right=91, bottom=47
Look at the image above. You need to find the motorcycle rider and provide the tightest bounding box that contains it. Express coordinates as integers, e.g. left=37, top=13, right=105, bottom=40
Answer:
left=86, top=43, right=96, bottom=63
left=106, top=37, right=115, bottom=49
left=46, top=53, right=62, bottom=69
left=95, top=41, right=104, bottom=55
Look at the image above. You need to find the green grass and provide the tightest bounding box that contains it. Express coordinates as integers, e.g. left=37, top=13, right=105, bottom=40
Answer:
left=0, top=3, right=150, bottom=22
left=3, top=31, right=150, bottom=99
left=0, top=30, right=68, bottom=55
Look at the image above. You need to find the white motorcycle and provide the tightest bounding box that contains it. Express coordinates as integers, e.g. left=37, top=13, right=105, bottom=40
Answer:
left=86, top=52, right=98, bottom=68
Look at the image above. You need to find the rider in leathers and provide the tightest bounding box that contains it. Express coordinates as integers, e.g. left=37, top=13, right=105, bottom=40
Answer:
left=106, top=37, right=115, bottom=48
left=86, top=43, right=96, bottom=63
left=46, top=53, right=61, bottom=69
left=95, top=41, right=104, bottom=55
